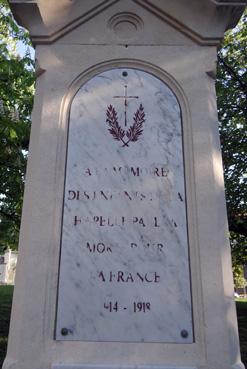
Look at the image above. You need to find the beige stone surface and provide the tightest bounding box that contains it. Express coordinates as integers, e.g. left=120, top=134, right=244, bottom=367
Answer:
left=3, top=1, right=245, bottom=369
left=9, top=0, right=246, bottom=44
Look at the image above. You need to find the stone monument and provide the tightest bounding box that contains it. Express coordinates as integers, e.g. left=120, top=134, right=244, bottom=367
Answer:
left=3, top=1, right=246, bottom=369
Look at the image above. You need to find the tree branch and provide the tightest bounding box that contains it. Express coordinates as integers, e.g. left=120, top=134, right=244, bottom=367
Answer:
left=218, top=55, right=247, bottom=96
left=0, top=209, right=20, bottom=224
left=228, top=215, right=247, bottom=238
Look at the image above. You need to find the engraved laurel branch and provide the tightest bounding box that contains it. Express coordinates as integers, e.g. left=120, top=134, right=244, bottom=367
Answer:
left=106, top=104, right=145, bottom=147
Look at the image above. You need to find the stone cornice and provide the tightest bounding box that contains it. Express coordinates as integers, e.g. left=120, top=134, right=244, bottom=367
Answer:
left=210, top=0, right=246, bottom=4
left=8, top=0, right=246, bottom=46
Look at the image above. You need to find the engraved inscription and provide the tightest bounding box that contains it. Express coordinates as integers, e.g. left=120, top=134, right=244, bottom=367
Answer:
left=56, top=68, right=193, bottom=343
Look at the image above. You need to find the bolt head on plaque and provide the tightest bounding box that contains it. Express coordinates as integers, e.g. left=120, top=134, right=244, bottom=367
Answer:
left=180, top=329, right=189, bottom=338
left=61, top=328, right=69, bottom=336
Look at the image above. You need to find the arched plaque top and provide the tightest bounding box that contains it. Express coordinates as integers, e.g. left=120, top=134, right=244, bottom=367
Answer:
left=69, top=64, right=183, bottom=115
left=70, top=68, right=181, bottom=153
left=56, top=67, right=193, bottom=343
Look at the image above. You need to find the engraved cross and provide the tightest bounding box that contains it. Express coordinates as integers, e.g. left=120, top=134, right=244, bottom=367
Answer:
left=114, top=85, right=139, bottom=126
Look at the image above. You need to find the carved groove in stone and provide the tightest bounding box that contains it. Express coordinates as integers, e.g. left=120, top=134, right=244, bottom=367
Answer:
left=108, top=12, right=144, bottom=39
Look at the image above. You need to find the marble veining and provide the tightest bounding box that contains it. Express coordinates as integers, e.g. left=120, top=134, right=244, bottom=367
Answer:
left=52, top=366, right=197, bottom=369
left=56, top=68, right=193, bottom=343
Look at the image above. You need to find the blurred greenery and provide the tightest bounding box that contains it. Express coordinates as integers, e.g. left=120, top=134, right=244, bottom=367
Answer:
left=216, top=10, right=247, bottom=270
left=0, top=0, right=35, bottom=253
left=236, top=299, right=247, bottom=367
left=0, top=285, right=14, bottom=368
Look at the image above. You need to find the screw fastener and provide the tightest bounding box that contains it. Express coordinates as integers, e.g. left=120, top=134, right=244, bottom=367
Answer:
left=61, top=328, right=69, bottom=336
left=181, top=329, right=189, bottom=338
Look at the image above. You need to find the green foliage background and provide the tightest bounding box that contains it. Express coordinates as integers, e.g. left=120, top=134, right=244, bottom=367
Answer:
left=216, top=9, right=247, bottom=269
left=0, top=0, right=35, bottom=252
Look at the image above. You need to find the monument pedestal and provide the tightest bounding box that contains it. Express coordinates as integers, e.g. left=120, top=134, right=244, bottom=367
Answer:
left=4, top=1, right=245, bottom=369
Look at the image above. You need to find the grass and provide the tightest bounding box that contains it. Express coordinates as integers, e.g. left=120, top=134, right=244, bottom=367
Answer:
left=236, top=299, right=247, bottom=367
left=0, top=287, right=246, bottom=368
left=0, top=285, right=14, bottom=369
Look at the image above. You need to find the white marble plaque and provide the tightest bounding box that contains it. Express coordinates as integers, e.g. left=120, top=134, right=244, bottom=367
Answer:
left=56, top=68, right=193, bottom=343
